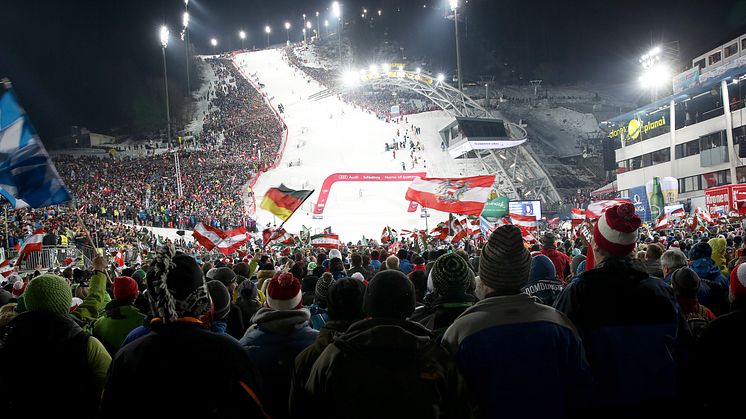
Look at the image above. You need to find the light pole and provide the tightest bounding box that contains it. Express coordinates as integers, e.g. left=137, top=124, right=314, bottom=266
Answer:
left=182, top=11, right=190, bottom=95
left=332, top=1, right=342, bottom=67
left=265, top=25, right=271, bottom=47
left=449, top=0, right=463, bottom=92
left=302, top=14, right=307, bottom=43
left=316, top=11, right=320, bottom=37
left=160, top=26, right=171, bottom=148
left=239, top=30, right=246, bottom=49
left=210, top=38, right=217, bottom=54
left=285, top=22, right=291, bottom=43
left=324, top=20, right=329, bottom=37
left=306, top=21, right=312, bottom=42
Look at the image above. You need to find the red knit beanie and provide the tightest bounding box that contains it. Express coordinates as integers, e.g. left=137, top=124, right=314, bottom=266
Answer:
left=113, top=276, right=139, bottom=302
left=592, top=202, right=641, bottom=256
left=731, top=263, right=746, bottom=298
left=266, top=272, right=302, bottom=310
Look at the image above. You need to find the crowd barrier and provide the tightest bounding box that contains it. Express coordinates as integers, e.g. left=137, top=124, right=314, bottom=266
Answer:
left=5, top=245, right=97, bottom=272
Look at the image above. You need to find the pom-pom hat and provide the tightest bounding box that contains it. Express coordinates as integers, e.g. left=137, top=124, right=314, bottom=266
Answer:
left=592, top=202, right=641, bottom=256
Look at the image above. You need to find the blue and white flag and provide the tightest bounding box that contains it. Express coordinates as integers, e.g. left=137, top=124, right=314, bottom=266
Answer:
left=0, top=82, right=71, bottom=208
left=478, top=215, right=494, bottom=237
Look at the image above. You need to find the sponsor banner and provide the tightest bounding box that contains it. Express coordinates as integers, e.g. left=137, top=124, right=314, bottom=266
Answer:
left=313, top=172, right=426, bottom=215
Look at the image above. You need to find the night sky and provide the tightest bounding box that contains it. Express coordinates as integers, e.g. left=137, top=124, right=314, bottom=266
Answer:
left=2, top=0, right=745, bottom=141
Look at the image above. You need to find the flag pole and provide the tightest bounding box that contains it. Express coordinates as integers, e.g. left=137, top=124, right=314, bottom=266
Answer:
left=71, top=200, right=100, bottom=256
left=262, top=190, right=315, bottom=251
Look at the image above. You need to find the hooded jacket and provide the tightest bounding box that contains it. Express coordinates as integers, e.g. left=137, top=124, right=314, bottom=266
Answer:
left=523, top=255, right=565, bottom=306
left=409, top=293, right=478, bottom=338
left=305, top=318, right=468, bottom=419
left=240, top=308, right=318, bottom=418
left=540, top=247, right=572, bottom=282
left=689, top=257, right=730, bottom=315
left=707, top=237, right=728, bottom=276
left=93, top=300, right=146, bottom=355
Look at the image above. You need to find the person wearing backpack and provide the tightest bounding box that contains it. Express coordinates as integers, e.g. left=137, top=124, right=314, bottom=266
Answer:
left=670, top=267, right=716, bottom=340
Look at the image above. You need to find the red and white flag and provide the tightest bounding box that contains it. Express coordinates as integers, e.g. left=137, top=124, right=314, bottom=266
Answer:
left=571, top=208, right=585, bottom=227
left=193, top=222, right=251, bottom=256
left=115, top=250, right=125, bottom=267
left=695, top=207, right=713, bottom=224
left=653, top=214, right=671, bottom=231
left=509, top=213, right=538, bottom=230
left=430, top=222, right=449, bottom=241
left=381, top=226, right=397, bottom=244
left=405, top=175, right=496, bottom=216
left=17, top=228, right=44, bottom=262
left=585, top=199, right=631, bottom=220
left=670, top=208, right=685, bottom=219
left=311, top=233, right=341, bottom=249
left=450, top=216, right=468, bottom=243
left=519, top=227, right=537, bottom=243
left=547, top=217, right=560, bottom=227
left=0, top=259, right=13, bottom=278
left=268, top=228, right=296, bottom=246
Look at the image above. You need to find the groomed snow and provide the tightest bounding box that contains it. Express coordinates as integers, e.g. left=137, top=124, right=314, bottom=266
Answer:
left=234, top=48, right=484, bottom=242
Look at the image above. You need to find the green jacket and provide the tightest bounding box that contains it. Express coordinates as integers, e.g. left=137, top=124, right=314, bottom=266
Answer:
left=71, top=272, right=109, bottom=324
left=93, top=302, right=146, bottom=355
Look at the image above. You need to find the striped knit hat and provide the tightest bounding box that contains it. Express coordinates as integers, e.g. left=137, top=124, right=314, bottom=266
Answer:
left=479, top=225, right=531, bottom=290
left=430, top=253, right=474, bottom=296
left=731, top=263, right=746, bottom=298
left=592, top=202, right=640, bottom=256
left=266, top=273, right=302, bottom=310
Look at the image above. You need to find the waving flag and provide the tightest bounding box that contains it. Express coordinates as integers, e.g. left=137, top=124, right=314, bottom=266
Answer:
left=268, top=228, right=296, bottom=247
left=0, top=259, right=13, bottom=277
left=192, top=222, right=250, bottom=255
left=260, top=184, right=313, bottom=221
left=430, top=222, right=449, bottom=241
left=0, top=81, right=71, bottom=208
left=310, top=233, right=341, bottom=249
left=17, top=227, right=44, bottom=262
left=653, top=214, right=671, bottom=231
left=381, top=226, right=397, bottom=244
left=450, top=215, right=468, bottom=243
left=585, top=199, right=630, bottom=220
left=405, top=175, right=495, bottom=216
left=509, top=213, right=538, bottom=230
left=478, top=216, right=494, bottom=237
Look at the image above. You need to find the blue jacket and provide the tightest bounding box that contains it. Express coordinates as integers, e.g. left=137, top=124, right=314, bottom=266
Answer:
left=240, top=308, right=318, bottom=418
left=443, top=292, right=592, bottom=418
left=370, top=260, right=381, bottom=271
left=689, top=258, right=730, bottom=315
left=399, top=259, right=413, bottom=274
left=554, top=257, right=691, bottom=413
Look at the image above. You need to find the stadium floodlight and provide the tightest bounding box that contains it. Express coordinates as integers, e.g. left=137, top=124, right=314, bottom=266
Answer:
left=316, top=11, right=319, bottom=16
left=265, top=25, right=271, bottom=33
left=182, top=12, right=189, bottom=28
left=239, top=30, right=246, bottom=49
left=416, top=67, right=421, bottom=74
left=306, top=21, right=312, bottom=29
left=437, top=73, right=445, bottom=82
left=382, top=63, right=390, bottom=72
left=378, top=10, right=382, bottom=16
left=332, top=1, right=341, bottom=18
left=343, top=71, right=359, bottom=85
left=210, top=38, right=217, bottom=47
left=449, top=0, right=459, bottom=11
left=160, top=25, right=169, bottom=48
left=639, top=63, right=669, bottom=89
left=363, top=8, right=367, bottom=14
left=285, top=22, right=291, bottom=29
left=359, top=69, right=367, bottom=77
left=369, top=64, right=378, bottom=73
left=184, top=0, right=188, bottom=5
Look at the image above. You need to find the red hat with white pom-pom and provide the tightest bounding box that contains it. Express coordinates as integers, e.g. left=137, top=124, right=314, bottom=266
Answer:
left=592, top=202, right=641, bottom=256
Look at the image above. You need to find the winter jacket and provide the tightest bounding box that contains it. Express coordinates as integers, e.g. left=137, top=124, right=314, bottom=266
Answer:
left=93, top=300, right=146, bottom=355
left=409, top=293, right=478, bottom=338
left=346, top=266, right=372, bottom=279
left=540, top=248, right=572, bottom=282
left=523, top=255, right=565, bottom=306
left=289, top=319, right=354, bottom=415
left=102, top=317, right=267, bottom=418
left=694, top=297, right=746, bottom=416
left=690, top=258, right=730, bottom=315
left=240, top=308, right=318, bottom=419
left=225, top=302, right=246, bottom=339
left=307, top=304, right=329, bottom=331
left=443, top=292, right=591, bottom=419
left=644, top=258, right=664, bottom=278
left=71, top=271, right=109, bottom=324
left=554, top=257, right=692, bottom=415
left=237, top=297, right=262, bottom=328
left=305, top=318, right=469, bottom=419
left=707, top=237, right=728, bottom=276
left=399, top=259, right=414, bottom=274
left=0, top=311, right=111, bottom=416
left=370, top=259, right=381, bottom=272
left=256, top=269, right=277, bottom=291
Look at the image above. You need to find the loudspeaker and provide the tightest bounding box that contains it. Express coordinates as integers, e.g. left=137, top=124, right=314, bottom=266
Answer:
left=602, top=138, right=620, bottom=171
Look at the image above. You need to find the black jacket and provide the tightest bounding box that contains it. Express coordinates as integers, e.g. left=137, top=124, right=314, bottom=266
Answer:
left=0, top=311, right=99, bottom=416
left=409, top=293, right=478, bottom=337
left=305, top=318, right=469, bottom=419
left=101, top=318, right=267, bottom=418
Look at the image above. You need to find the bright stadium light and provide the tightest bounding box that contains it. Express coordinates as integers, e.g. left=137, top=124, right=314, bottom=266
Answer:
left=449, top=0, right=459, bottom=11
left=343, top=70, right=359, bottom=85
left=416, top=67, right=421, bottom=74
left=378, top=10, right=382, bottom=16
left=369, top=64, right=378, bottom=73
left=306, top=21, right=312, bottom=29
left=265, top=25, right=271, bottom=34
left=285, top=22, right=291, bottom=30
left=639, top=63, right=670, bottom=88
left=437, top=73, right=445, bottom=82
left=210, top=38, right=217, bottom=47
left=382, top=63, right=390, bottom=72
left=359, top=69, right=367, bottom=77
left=182, top=12, right=189, bottom=28
left=324, top=20, right=329, bottom=27
left=160, top=25, right=169, bottom=48
left=332, top=1, right=341, bottom=18
left=239, top=30, right=246, bottom=39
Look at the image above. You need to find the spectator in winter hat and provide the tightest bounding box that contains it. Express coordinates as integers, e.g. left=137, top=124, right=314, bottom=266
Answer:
left=0, top=274, right=112, bottom=417
left=239, top=272, right=318, bottom=419
left=206, top=266, right=245, bottom=339
left=93, top=276, right=146, bottom=355
left=554, top=202, right=690, bottom=415
left=443, top=224, right=591, bottom=418
left=385, top=255, right=399, bottom=271
left=300, top=275, right=319, bottom=306
left=522, top=254, right=564, bottom=306
left=235, top=278, right=262, bottom=327
left=708, top=237, right=729, bottom=276
left=206, top=280, right=233, bottom=335
left=303, top=270, right=469, bottom=418
left=308, top=272, right=334, bottom=330
left=328, top=257, right=346, bottom=280
left=540, top=232, right=573, bottom=283
left=688, top=240, right=730, bottom=315
left=102, top=245, right=267, bottom=418
left=410, top=253, right=477, bottom=337
left=644, top=244, right=665, bottom=278
left=671, top=267, right=716, bottom=334
left=290, top=278, right=366, bottom=415
left=409, top=270, right=427, bottom=304
left=346, top=253, right=372, bottom=280
left=570, top=254, right=586, bottom=277
left=397, top=249, right=413, bottom=274
left=695, top=262, right=746, bottom=416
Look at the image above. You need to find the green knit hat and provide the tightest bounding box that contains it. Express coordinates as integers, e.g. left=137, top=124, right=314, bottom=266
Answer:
left=24, top=275, right=72, bottom=316
left=431, top=253, right=474, bottom=296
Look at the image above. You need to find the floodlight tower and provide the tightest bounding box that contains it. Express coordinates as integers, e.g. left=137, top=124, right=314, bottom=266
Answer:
left=449, top=0, right=463, bottom=92
left=265, top=25, right=271, bottom=47
left=332, top=1, right=342, bottom=67
left=239, top=30, right=246, bottom=49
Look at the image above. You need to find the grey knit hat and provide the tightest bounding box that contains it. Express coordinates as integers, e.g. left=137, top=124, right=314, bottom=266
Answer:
left=480, top=225, right=531, bottom=290
left=315, top=272, right=334, bottom=303
left=430, top=253, right=474, bottom=296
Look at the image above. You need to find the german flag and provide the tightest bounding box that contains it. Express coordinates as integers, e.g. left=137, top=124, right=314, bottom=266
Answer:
left=260, top=184, right=314, bottom=221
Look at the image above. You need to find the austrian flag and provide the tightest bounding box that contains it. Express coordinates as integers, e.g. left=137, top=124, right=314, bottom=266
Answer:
left=310, top=233, right=341, bottom=249
left=192, top=222, right=250, bottom=256
left=17, top=228, right=44, bottom=262
left=405, top=175, right=496, bottom=216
